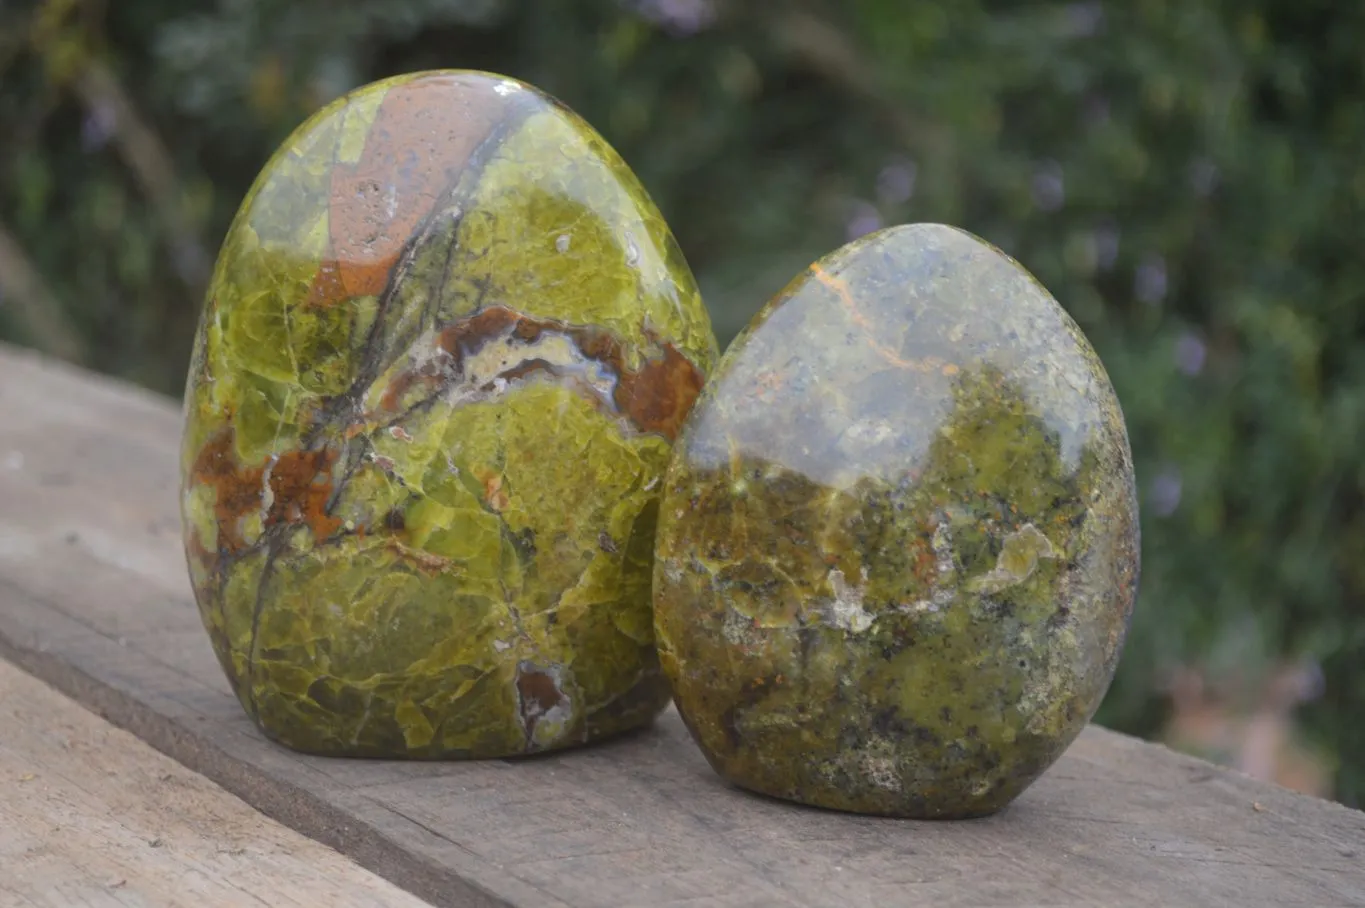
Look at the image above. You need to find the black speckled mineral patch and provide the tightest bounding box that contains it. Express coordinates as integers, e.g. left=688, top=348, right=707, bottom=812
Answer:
left=653, top=223, right=1140, bottom=818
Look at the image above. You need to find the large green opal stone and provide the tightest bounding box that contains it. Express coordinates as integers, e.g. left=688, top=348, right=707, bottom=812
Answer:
left=654, top=223, right=1138, bottom=817
left=179, top=71, right=717, bottom=758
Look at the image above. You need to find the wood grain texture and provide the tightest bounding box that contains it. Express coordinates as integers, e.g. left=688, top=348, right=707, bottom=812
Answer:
left=0, top=660, right=434, bottom=908
left=0, top=342, right=1362, bottom=908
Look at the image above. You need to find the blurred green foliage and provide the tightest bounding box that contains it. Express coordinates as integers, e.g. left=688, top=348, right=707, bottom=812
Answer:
left=2, top=0, right=1361, bottom=804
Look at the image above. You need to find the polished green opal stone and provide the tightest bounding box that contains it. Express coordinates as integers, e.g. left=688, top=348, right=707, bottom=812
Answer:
left=654, top=223, right=1138, bottom=817
left=180, top=71, right=717, bottom=758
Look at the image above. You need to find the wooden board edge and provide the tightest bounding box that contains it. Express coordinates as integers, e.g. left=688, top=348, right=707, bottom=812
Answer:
left=0, top=580, right=510, bottom=908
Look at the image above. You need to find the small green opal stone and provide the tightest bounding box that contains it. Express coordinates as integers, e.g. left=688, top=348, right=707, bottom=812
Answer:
left=654, top=223, right=1139, bottom=817
left=179, top=70, right=717, bottom=758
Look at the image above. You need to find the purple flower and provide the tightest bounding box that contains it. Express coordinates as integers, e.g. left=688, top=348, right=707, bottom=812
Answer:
left=1136, top=255, right=1168, bottom=305
left=876, top=159, right=917, bottom=206
left=633, top=0, right=716, bottom=37
left=1175, top=332, right=1207, bottom=376
left=1150, top=466, right=1182, bottom=517
left=845, top=200, right=882, bottom=242
left=81, top=102, right=117, bottom=153
left=1063, top=2, right=1106, bottom=38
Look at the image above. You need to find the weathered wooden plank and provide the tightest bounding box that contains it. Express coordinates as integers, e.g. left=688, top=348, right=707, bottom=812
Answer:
left=0, top=659, right=434, bottom=908
left=0, top=341, right=1361, bottom=908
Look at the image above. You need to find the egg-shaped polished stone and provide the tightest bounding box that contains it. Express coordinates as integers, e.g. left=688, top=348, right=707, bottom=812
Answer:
left=654, top=223, right=1138, bottom=817
left=180, top=71, right=717, bottom=758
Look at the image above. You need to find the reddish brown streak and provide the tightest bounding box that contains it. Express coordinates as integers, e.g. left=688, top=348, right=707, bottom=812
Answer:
left=378, top=306, right=705, bottom=440
left=188, top=430, right=343, bottom=567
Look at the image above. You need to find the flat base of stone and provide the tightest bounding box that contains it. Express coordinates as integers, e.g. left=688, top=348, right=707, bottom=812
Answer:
left=251, top=709, right=667, bottom=761
left=723, top=774, right=1015, bottom=820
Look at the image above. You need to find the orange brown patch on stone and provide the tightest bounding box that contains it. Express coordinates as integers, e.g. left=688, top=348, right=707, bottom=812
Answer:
left=475, top=468, right=510, bottom=512
left=307, top=75, right=506, bottom=307
left=615, top=343, right=705, bottom=441
left=387, top=538, right=453, bottom=574
left=435, top=306, right=524, bottom=357
left=515, top=662, right=569, bottom=739
left=376, top=362, right=440, bottom=414
left=911, top=543, right=937, bottom=585
left=189, top=430, right=343, bottom=564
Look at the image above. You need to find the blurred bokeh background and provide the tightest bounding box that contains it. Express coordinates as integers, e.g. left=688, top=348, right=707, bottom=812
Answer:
left=1, top=0, right=1362, bottom=804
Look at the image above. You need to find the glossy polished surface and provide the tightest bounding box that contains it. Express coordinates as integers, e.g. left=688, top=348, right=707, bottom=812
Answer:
left=654, top=223, right=1138, bottom=817
left=181, top=71, right=717, bottom=758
